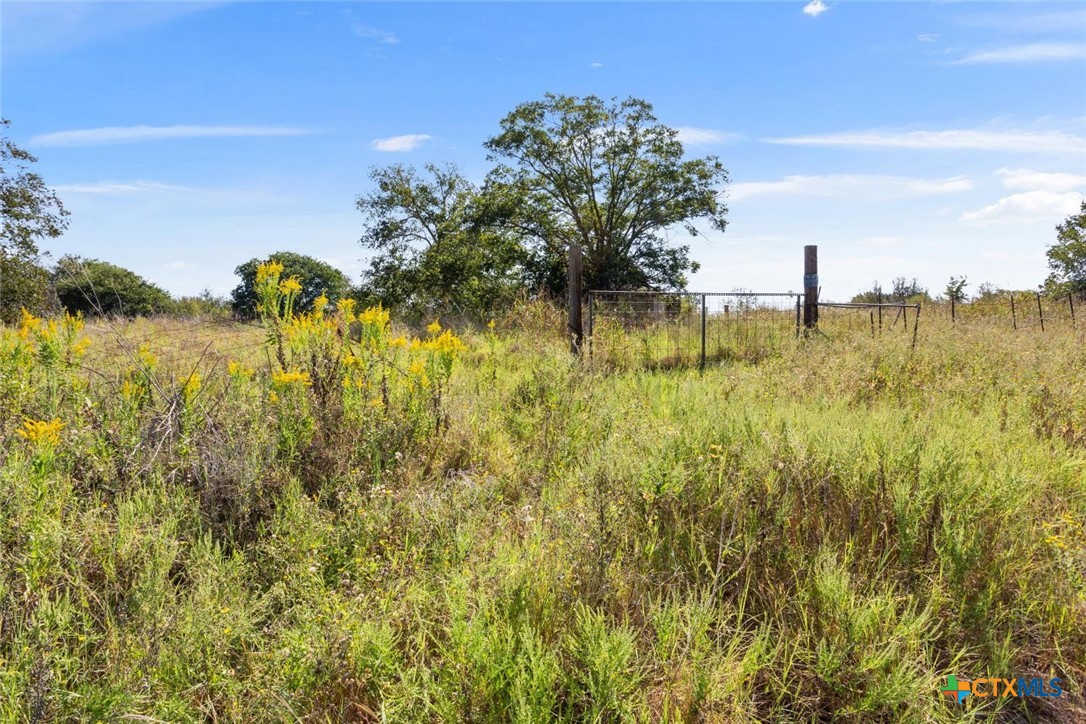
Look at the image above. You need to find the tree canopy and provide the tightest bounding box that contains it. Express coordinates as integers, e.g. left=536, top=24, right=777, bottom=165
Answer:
left=1, top=119, right=70, bottom=322
left=356, top=163, right=527, bottom=319
left=483, top=94, right=729, bottom=295
left=1045, top=200, right=1086, bottom=296
left=54, top=256, right=174, bottom=317
left=232, top=251, right=351, bottom=317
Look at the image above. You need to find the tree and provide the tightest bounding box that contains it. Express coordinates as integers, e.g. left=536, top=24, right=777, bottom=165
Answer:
left=851, top=281, right=884, bottom=304
left=943, top=275, right=968, bottom=303
left=889, top=276, right=929, bottom=302
left=232, top=251, right=351, bottom=317
left=1, top=119, right=70, bottom=322
left=483, top=94, right=729, bottom=295
left=54, top=256, right=174, bottom=317
left=356, top=163, right=527, bottom=318
left=1045, top=200, right=1086, bottom=295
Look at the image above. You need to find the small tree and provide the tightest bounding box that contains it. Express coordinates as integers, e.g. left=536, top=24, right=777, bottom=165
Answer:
left=54, top=256, right=174, bottom=317
left=1045, top=200, right=1086, bottom=296
left=889, top=276, right=929, bottom=303
left=1, top=119, right=70, bottom=322
left=851, top=281, right=884, bottom=304
left=944, top=276, right=968, bottom=303
left=232, top=251, right=351, bottom=318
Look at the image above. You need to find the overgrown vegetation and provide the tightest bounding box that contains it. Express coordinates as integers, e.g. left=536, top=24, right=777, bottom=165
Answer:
left=1, top=292, right=1083, bottom=721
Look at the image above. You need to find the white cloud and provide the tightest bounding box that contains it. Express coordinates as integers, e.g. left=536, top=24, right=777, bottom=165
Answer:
left=917, top=34, right=939, bottom=43
left=352, top=23, right=398, bottom=44
left=765, top=129, right=1086, bottom=154
left=675, top=127, right=742, bottom=146
left=961, top=190, right=1084, bottom=224
left=53, top=181, right=194, bottom=195
left=728, top=174, right=972, bottom=202
left=371, top=134, right=432, bottom=152
left=955, top=43, right=1086, bottom=64
left=32, top=125, right=311, bottom=147
left=996, top=168, right=1086, bottom=192
left=590, top=62, right=604, bottom=68
left=802, top=0, right=828, bottom=18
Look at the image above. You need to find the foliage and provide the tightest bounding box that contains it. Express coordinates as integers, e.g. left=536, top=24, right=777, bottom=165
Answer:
left=851, top=277, right=930, bottom=304
left=356, top=164, right=527, bottom=319
left=483, top=93, right=729, bottom=295
left=173, top=288, right=232, bottom=319
left=0, top=119, right=69, bottom=323
left=1, top=300, right=1084, bottom=722
left=231, top=251, right=351, bottom=318
left=1045, top=200, right=1086, bottom=296
left=943, top=275, right=968, bottom=303
left=53, top=255, right=174, bottom=317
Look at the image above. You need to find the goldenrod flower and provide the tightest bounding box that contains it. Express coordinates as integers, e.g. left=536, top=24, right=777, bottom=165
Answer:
left=313, top=293, right=329, bottom=316
left=256, top=260, right=284, bottom=284
left=183, top=373, right=201, bottom=400
left=16, top=418, right=65, bottom=445
left=337, top=298, right=357, bottom=321
left=358, top=305, right=390, bottom=327
left=271, top=369, right=312, bottom=387
left=487, top=319, right=496, bottom=331
left=389, top=335, right=408, bottom=348
left=137, top=344, right=158, bottom=368
left=227, top=360, right=252, bottom=377
left=427, top=319, right=442, bottom=335
left=278, top=277, right=302, bottom=295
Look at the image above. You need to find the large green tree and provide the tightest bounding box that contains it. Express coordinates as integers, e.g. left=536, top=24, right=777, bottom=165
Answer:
left=232, top=251, right=351, bottom=317
left=54, top=256, right=174, bottom=317
left=1045, top=200, right=1086, bottom=296
left=1, top=119, right=69, bottom=322
left=356, top=163, right=526, bottom=318
left=482, top=94, right=729, bottom=294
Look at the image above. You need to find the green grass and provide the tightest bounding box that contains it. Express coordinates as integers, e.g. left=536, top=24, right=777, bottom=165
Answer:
left=1, top=304, right=1084, bottom=722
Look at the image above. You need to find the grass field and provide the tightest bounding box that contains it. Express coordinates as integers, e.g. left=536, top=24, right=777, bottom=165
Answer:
left=1, top=287, right=1084, bottom=721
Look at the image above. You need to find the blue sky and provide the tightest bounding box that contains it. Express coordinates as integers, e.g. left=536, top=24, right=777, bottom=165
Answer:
left=3, top=1, right=1085, bottom=301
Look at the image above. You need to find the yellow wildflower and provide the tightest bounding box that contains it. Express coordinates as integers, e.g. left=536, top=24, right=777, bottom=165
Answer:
left=255, top=260, right=284, bottom=284
left=278, top=277, right=302, bottom=295
left=389, top=335, right=408, bottom=348
left=487, top=319, right=496, bottom=331
left=358, top=305, right=390, bottom=328
left=337, top=297, right=357, bottom=321
left=137, top=344, right=158, bottom=368
left=16, top=418, right=65, bottom=445
left=227, top=360, right=252, bottom=377
left=271, top=370, right=312, bottom=387
left=313, top=293, right=329, bottom=317
left=408, top=359, right=426, bottom=377
left=183, top=373, right=201, bottom=400
left=427, top=320, right=442, bottom=335
left=19, top=308, right=42, bottom=333
left=368, top=398, right=384, bottom=409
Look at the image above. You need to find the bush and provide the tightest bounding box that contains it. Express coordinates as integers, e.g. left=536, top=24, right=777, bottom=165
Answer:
left=53, top=255, right=174, bottom=317
left=231, top=252, right=351, bottom=318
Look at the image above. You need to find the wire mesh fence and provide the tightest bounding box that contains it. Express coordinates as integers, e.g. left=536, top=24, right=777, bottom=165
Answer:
left=586, top=291, right=801, bottom=369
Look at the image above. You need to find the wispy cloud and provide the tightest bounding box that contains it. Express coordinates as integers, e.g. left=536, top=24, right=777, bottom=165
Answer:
left=352, top=23, right=399, bottom=44
left=954, top=43, right=1086, bottom=65
left=997, top=168, right=1086, bottom=193
left=764, top=129, right=1086, bottom=154
left=675, top=127, right=742, bottom=146
left=32, top=125, right=312, bottom=148
left=371, top=134, right=432, bottom=152
left=917, top=34, right=939, bottom=43
left=956, top=9, right=1086, bottom=33
left=54, top=181, right=195, bottom=195
left=590, top=62, right=604, bottom=68
left=961, top=190, right=1083, bottom=224
left=802, top=0, right=828, bottom=18
left=728, top=174, right=972, bottom=202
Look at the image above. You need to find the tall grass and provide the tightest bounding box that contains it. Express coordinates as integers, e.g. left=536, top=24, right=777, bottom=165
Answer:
left=1, top=299, right=1083, bottom=722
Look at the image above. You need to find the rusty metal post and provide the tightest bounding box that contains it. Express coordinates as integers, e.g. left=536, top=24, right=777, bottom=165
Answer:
left=568, top=243, right=583, bottom=354
left=803, top=245, right=818, bottom=329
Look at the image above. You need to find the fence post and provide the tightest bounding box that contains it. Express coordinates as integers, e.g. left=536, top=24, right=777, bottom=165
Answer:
left=803, top=245, right=818, bottom=329
left=877, top=290, right=882, bottom=332
left=1070, top=294, right=1076, bottom=327
left=951, top=296, right=956, bottom=323
left=568, top=243, right=583, bottom=355
left=700, top=293, right=707, bottom=369
left=795, top=295, right=801, bottom=337
left=911, top=304, right=921, bottom=349
left=1036, top=292, right=1045, bottom=332
left=1010, top=292, right=1017, bottom=330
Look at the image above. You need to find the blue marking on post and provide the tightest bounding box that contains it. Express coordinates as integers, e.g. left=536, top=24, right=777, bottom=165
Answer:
left=804, top=274, right=818, bottom=288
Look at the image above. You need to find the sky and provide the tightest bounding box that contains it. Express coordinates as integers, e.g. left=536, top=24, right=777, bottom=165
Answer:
left=2, top=1, right=1085, bottom=302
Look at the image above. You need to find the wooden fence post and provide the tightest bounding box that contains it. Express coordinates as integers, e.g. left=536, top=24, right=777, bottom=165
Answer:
left=951, top=296, right=956, bottom=323
left=568, top=243, right=583, bottom=355
left=1010, top=292, right=1017, bottom=330
left=700, top=294, right=707, bottom=369
left=803, top=245, right=818, bottom=329
left=1070, top=294, right=1076, bottom=327
left=1036, top=292, right=1045, bottom=332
